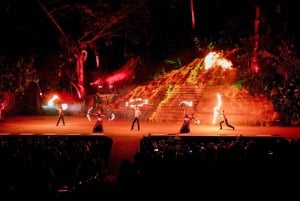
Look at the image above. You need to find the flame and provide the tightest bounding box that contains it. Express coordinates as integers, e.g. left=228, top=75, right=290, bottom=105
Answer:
left=125, top=98, right=148, bottom=108
left=179, top=100, right=193, bottom=107
left=61, top=103, right=68, bottom=110
left=46, top=95, right=68, bottom=110
left=204, top=52, right=232, bottom=70
left=212, top=93, right=222, bottom=124
left=48, top=95, right=59, bottom=106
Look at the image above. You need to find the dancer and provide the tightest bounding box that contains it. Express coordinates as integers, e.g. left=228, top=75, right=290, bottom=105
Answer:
left=56, top=104, right=65, bottom=126
left=219, top=110, right=235, bottom=130
left=180, top=110, right=191, bottom=133
left=93, top=110, right=106, bottom=132
left=131, top=106, right=141, bottom=131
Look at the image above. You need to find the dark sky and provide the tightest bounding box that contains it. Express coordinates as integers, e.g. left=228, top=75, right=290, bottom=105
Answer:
left=1, top=0, right=58, bottom=54
left=1, top=0, right=300, bottom=56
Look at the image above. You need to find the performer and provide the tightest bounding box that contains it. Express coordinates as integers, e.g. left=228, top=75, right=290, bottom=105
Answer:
left=219, top=110, right=235, bottom=130
left=180, top=110, right=191, bottom=133
left=131, top=106, right=141, bottom=131
left=93, top=110, right=106, bottom=132
left=56, top=104, right=65, bottom=126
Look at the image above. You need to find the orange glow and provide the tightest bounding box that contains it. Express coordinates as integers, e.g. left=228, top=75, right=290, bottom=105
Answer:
left=204, top=52, right=232, bottom=70
left=212, top=93, right=222, bottom=124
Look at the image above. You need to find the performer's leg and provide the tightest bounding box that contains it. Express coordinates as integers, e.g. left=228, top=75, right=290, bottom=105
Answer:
left=56, top=117, right=60, bottom=126
left=131, top=118, right=136, bottom=130
left=93, top=121, right=97, bottom=132
left=93, top=121, right=102, bottom=132
left=137, top=119, right=140, bottom=130
left=219, top=120, right=224, bottom=129
left=99, top=120, right=103, bottom=132
left=225, top=120, right=234, bottom=130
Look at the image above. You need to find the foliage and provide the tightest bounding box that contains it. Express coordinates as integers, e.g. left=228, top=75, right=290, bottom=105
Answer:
left=192, top=2, right=300, bottom=125
left=0, top=56, right=39, bottom=95
left=153, top=68, right=167, bottom=80
left=231, top=34, right=300, bottom=125
left=36, top=0, right=153, bottom=99
left=38, top=0, right=152, bottom=54
left=0, top=56, right=41, bottom=115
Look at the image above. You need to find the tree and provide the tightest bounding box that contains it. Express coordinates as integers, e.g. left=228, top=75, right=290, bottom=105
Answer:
left=0, top=55, right=41, bottom=115
left=36, top=0, right=152, bottom=99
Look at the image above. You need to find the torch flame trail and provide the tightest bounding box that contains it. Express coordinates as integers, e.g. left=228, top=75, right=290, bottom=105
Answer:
left=48, top=95, right=59, bottom=107
left=212, top=93, right=222, bottom=124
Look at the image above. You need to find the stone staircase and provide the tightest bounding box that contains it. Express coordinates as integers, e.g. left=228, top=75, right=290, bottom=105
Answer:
left=109, top=57, right=278, bottom=126
left=148, top=83, right=204, bottom=123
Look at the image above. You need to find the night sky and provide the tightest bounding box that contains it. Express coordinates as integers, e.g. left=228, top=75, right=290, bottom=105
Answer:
left=0, top=0, right=58, bottom=54
left=1, top=0, right=300, bottom=56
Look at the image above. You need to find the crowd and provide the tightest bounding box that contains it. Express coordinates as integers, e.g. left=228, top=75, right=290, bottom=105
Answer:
left=1, top=134, right=300, bottom=200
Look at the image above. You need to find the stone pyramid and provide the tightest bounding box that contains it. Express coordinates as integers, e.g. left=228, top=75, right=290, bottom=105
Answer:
left=112, top=56, right=278, bottom=126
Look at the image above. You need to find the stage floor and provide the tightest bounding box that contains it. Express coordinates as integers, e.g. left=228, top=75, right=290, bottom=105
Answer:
left=1, top=115, right=299, bottom=137
left=1, top=115, right=300, bottom=175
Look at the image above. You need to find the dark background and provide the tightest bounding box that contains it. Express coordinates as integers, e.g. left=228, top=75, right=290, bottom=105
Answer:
left=1, top=0, right=300, bottom=64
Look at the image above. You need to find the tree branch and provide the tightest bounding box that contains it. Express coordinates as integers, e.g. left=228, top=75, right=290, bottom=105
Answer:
left=35, top=0, right=67, bottom=39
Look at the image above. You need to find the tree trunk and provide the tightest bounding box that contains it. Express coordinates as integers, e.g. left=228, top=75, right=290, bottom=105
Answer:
left=251, top=5, right=260, bottom=74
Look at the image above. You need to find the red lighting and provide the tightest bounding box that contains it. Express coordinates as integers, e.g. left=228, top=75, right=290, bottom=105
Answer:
left=251, top=56, right=259, bottom=73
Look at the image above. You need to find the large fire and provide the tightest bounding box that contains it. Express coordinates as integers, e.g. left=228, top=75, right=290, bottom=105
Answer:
left=204, top=52, right=232, bottom=124
left=204, top=52, right=232, bottom=70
